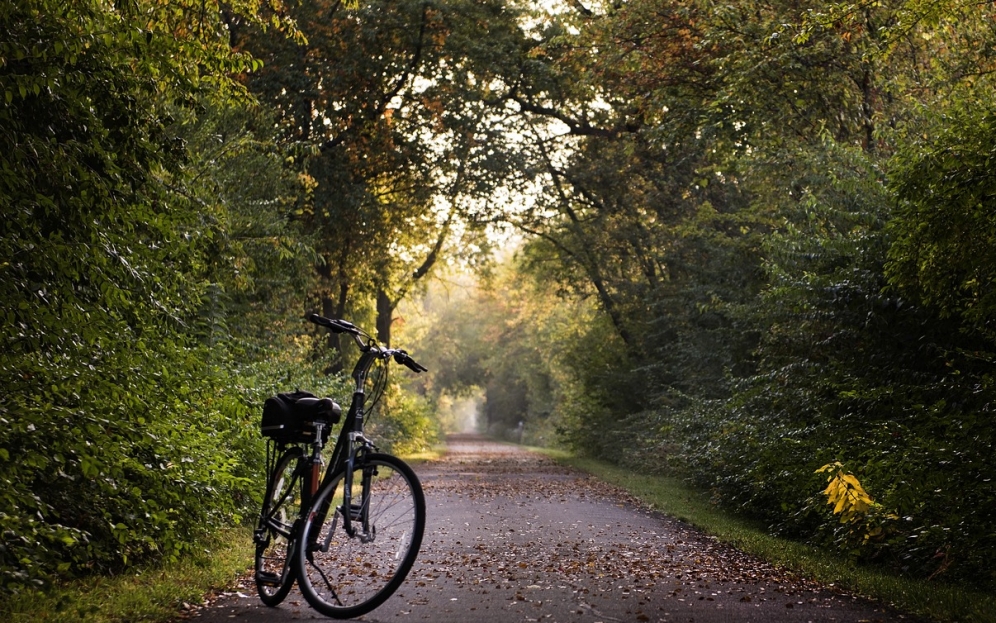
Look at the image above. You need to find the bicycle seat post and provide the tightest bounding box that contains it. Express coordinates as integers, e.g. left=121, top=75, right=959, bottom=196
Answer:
left=308, top=422, right=326, bottom=497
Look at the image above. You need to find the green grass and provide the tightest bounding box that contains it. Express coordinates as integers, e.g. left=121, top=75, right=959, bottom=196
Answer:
left=0, top=528, right=254, bottom=623
left=550, top=453, right=996, bottom=623
left=399, top=448, right=444, bottom=464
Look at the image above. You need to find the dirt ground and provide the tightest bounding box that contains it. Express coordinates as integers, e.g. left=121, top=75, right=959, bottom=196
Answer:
left=184, top=434, right=925, bottom=623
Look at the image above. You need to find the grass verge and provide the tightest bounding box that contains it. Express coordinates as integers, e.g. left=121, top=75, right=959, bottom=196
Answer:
left=550, top=453, right=996, bottom=623
left=0, top=527, right=253, bottom=623
left=400, top=447, right=444, bottom=464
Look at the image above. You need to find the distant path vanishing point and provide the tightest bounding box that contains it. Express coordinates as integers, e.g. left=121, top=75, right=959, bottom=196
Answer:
left=185, top=434, right=922, bottom=623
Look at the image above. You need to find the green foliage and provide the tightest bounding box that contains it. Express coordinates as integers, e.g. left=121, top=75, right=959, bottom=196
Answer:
left=0, top=0, right=318, bottom=594
left=409, top=262, right=604, bottom=445
left=237, top=0, right=529, bottom=352
left=3, top=0, right=196, bottom=590
left=597, top=138, right=996, bottom=588
left=887, top=101, right=996, bottom=338
left=370, top=387, right=440, bottom=457
left=567, top=136, right=996, bottom=588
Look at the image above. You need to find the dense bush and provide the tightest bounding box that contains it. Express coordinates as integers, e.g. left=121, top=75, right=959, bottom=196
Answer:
left=2, top=1, right=204, bottom=589
left=1, top=0, right=307, bottom=593
left=454, top=0, right=996, bottom=593
left=1, top=0, right=464, bottom=593
left=370, top=387, right=440, bottom=456
left=553, top=139, right=996, bottom=590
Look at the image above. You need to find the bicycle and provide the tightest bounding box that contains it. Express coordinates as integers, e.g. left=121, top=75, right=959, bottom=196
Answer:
left=253, top=313, right=427, bottom=618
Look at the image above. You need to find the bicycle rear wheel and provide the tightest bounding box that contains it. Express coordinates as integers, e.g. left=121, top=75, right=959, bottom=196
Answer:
left=296, top=453, right=425, bottom=618
left=254, top=447, right=303, bottom=606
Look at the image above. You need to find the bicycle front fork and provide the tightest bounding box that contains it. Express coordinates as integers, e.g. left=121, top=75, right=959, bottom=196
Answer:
left=342, top=435, right=375, bottom=540
left=313, top=436, right=377, bottom=552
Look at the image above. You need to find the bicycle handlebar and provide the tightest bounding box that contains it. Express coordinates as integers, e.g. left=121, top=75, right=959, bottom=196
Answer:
left=306, top=313, right=426, bottom=374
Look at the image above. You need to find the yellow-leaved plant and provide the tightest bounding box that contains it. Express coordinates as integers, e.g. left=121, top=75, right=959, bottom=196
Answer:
left=816, top=462, right=896, bottom=544
left=817, top=461, right=874, bottom=522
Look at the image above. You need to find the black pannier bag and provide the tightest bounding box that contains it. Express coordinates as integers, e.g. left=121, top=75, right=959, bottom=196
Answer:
left=261, top=390, right=342, bottom=444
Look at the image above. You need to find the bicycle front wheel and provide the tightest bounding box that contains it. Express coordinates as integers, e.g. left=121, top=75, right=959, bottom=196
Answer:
left=254, top=447, right=303, bottom=606
left=296, top=453, right=425, bottom=618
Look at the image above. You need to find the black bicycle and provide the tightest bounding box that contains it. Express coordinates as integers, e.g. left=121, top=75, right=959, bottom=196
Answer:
left=253, top=313, right=427, bottom=618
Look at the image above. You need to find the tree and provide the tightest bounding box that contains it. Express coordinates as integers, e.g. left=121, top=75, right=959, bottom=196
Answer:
left=236, top=0, right=529, bottom=357
left=887, top=102, right=996, bottom=339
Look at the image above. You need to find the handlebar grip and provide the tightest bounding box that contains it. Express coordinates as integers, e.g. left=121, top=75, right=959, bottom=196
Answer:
left=305, top=313, right=358, bottom=335
left=393, top=350, right=427, bottom=373
left=334, top=319, right=359, bottom=333
left=307, top=312, right=334, bottom=327
left=405, top=359, right=428, bottom=373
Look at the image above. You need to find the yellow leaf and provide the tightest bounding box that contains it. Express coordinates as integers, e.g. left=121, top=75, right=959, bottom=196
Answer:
left=816, top=461, right=842, bottom=474
left=842, top=473, right=862, bottom=488
left=833, top=497, right=847, bottom=514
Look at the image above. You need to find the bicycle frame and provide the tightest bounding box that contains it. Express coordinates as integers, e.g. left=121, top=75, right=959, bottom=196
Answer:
left=259, top=339, right=377, bottom=549
left=311, top=334, right=383, bottom=542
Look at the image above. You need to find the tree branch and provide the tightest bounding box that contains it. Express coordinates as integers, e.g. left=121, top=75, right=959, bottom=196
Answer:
left=531, top=131, right=635, bottom=347
left=569, top=0, right=594, bottom=17
left=382, top=2, right=429, bottom=114
left=510, top=93, right=617, bottom=137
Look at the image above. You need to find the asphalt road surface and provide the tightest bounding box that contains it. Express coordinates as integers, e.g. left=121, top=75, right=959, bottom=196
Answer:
left=185, top=434, right=922, bottom=623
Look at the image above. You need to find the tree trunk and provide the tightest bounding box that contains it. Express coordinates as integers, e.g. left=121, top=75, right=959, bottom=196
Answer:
left=376, top=288, right=394, bottom=347
left=321, top=280, right=349, bottom=374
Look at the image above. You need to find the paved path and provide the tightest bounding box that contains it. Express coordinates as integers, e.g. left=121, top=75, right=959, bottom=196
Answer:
left=185, top=434, right=922, bottom=623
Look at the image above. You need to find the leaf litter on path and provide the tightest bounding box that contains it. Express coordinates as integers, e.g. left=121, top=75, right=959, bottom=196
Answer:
left=389, top=434, right=924, bottom=623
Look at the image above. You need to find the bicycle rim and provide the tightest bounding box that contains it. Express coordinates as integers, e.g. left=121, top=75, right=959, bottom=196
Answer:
left=296, top=453, right=425, bottom=618
left=254, top=449, right=301, bottom=606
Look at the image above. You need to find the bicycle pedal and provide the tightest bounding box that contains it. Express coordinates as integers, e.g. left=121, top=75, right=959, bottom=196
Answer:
left=255, top=571, right=281, bottom=587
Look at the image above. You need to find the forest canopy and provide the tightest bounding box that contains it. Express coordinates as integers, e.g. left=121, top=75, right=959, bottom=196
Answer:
left=2, top=0, right=995, bottom=596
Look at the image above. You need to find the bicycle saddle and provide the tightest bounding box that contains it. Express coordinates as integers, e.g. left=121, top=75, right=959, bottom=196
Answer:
left=295, top=396, right=342, bottom=422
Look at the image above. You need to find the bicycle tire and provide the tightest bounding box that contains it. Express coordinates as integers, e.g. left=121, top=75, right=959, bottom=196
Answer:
left=295, top=453, right=425, bottom=618
left=254, top=447, right=303, bottom=606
